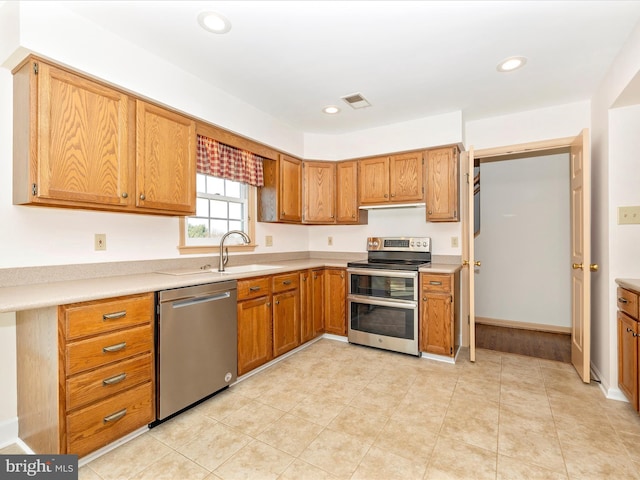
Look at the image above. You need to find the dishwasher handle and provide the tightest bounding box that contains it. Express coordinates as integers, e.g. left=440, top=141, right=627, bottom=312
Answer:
left=171, top=291, right=231, bottom=309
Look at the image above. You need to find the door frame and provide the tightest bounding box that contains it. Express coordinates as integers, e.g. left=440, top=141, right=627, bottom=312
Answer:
left=461, top=132, right=590, bottom=380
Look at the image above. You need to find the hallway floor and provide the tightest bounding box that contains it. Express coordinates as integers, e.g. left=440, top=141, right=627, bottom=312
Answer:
left=4, top=338, right=640, bottom=479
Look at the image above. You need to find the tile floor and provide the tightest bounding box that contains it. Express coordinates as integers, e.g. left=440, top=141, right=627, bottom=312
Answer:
left=4, top=338, right=640, bottom=479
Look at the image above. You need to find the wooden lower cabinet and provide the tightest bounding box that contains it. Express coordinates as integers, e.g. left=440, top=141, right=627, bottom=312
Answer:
left=300, top=268, right=325, bottom=343
left=272, top=272, right=301, bottom=357
left=419, top=272, right=459, bottom=357
left=237, top=277, right=273, bottom=376
left=617, top=285, right=640, bottom=411
left=324, top=268, right=347, bottom=336
left=16, top=292, right=155, bottom=457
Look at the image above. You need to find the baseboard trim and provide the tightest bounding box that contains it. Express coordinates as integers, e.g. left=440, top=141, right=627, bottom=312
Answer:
left=476, top=316, right=571, bottom=334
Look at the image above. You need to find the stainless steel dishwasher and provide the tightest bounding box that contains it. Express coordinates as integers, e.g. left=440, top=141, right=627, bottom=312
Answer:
left=156, top=280, right=237, bottom=421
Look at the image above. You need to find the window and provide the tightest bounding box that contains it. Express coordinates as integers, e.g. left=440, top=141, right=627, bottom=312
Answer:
left=179, top=173, right=255, bottom=252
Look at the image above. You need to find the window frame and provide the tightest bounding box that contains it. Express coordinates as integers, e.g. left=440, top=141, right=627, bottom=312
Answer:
left=178, top=175, right=257, bottom=255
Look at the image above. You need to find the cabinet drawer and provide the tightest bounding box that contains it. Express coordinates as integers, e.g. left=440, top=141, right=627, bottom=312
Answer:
left=618, top=287, right=639, bottom=320
left=421, top=274, right=451, bottom=293
left=66, top=353, right=153, bottom=411
left=66, top=324, right=153, bottom=376
left=63, top=293, right=154, bottom=340
left=66, top=381, right=153, bottom=458
left=272, top=272, right=300, bottom=293
left=237, top=277, right=271, bottom=300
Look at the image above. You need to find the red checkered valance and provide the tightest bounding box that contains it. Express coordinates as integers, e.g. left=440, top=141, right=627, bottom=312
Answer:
left=196, top=135, right=265, bottom=187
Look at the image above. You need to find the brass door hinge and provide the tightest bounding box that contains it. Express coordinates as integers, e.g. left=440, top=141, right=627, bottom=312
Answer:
left=32, top=183, right=38, bottom=196
left=33, top=62, right=38, bottom=75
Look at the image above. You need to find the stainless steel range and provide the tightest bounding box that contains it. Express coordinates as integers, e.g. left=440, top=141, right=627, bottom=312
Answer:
left=347, top=236, right=431, bottom=356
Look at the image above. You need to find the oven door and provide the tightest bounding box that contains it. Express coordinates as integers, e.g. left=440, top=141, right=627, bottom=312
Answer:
left=348, top=268, right=417, bottom=301
left=347, top=296, right=419, bottom=356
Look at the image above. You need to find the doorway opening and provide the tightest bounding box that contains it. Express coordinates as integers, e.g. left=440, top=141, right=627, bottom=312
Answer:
left=473, top=149, right=572, bottom=362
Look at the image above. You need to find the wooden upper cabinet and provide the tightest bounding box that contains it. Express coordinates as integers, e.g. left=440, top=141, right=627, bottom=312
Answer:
left=389, top=152, right=424, bottom=202
left=12, top=56, right=196, bottom=216
left=336, top=160, right=366, bottom=224
left=135, top=101, right=196, bottom=215
left=13, top=59, right=132, bottom=208
left=258, top=154, right=302, bottom=223
left=359, top=152, right=423, bottom=205
left=425, top=146, right=459, bottom=222
left=359, top=156, right=390, bottom=204
left=303, top=161, right=335, bottom=223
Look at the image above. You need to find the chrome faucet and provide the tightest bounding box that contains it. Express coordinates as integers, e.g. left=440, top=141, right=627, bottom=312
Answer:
left=218, top=230, right=251, bottom=272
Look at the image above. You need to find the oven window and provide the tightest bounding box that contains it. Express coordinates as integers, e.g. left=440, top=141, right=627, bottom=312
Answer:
left=349, top=273, right=415, bottom=301
left=350, top=302, right=415, bottom=340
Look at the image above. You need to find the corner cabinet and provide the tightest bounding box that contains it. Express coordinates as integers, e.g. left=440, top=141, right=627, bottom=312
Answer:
left=425, top=146, right=459, bottom=222
left=419, top=272, right=460, bottom=357
left=16, top=293, right=155, bottom=458
left=359, top=152, right=424, bottom=206
left=258, top=154, right=302, bottom=223
left=617, top=284, right=640, bottom=411
left=12, top=56, right=196, bottom=216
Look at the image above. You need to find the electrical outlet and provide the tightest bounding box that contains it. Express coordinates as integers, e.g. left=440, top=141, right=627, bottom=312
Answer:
left=618, top=206, right=640, bottom=225
left=95, top=233, right=107, bottom=251
left=265, top=235, right=273, bottom=247
left=451, top=236, right=459, bottom=248
left=328, top=236, right=333, bottom=246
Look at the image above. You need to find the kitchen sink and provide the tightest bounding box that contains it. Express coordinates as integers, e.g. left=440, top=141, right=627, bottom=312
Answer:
left=219, top=264, right=283, bottom=274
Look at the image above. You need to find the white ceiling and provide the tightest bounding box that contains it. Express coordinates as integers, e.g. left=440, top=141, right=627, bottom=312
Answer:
left=61, top=0, right=640, bottom=135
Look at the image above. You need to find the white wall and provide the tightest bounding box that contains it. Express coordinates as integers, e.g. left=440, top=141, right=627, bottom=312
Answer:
left=591, top=20, right=640, bottom=397
left=475, top=153, right=571, bottom=328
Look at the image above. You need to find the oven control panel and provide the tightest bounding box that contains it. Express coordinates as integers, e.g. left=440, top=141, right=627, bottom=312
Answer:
left=367, top=236, right=431, bottom=252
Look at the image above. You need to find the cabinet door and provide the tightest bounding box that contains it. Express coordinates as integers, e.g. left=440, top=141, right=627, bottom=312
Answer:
left=324, top=269, right=346, bottom=335
left=273, top=289, right=301, bottom=357
left=303, top=161, right=335, bottom=223
left=300, top=271, right=314, bottom=343
left=389, top=152, right=423, bottom=202
left=420, top=291, right=453, bottom=356
left=36, top=62, right=131, bottom=206
left=336, top=161, right=363, bottom=224
left=136, top=100, right=196, bottom=214
left=359, top=156, right=390, bottom=204
left=279, top=154, right=302, bottom=222
left=237, top=295, right=273, bottom=376
left=312, top=269, right=325, bottom=336
left=426, top=147, right=459, bottom=221
left=618, top=311, right=638, bottom=409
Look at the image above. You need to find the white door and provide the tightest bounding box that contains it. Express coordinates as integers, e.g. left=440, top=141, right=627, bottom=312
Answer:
left=570, top=129, right=591, bottom=383
left=461, top=148, right=477, bottom=362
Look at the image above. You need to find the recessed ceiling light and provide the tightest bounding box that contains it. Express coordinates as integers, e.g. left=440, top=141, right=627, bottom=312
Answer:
left=198, top=11, right=231, bottom=34
left=497, top=56, right=527, bottom=72
left=322, top=105, right=341, bottom=115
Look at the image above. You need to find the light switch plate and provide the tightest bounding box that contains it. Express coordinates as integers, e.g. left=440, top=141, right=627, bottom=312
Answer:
left=618, top=206, right=640, bottom=225
left=265, top=235, right=273, bottom=247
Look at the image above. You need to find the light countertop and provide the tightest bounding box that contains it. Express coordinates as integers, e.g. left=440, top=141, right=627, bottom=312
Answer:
left=616, top=278, right=640, bottom=292
left=0, top=259, right=461, bottom=313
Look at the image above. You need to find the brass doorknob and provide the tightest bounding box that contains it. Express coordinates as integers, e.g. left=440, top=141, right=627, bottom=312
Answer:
left=572, top=263, right=583, bottom=270
left=474, top=261, right=481, bottom=267
left=590, top=264, right=599, bottom=272
left=462, top=260, right=469, bottom=267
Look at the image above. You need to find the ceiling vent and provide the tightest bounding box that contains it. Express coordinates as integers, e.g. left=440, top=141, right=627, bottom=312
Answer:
left=341, top=92, right=371, bottom=109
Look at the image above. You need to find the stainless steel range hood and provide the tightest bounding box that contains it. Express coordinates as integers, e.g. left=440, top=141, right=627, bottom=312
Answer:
left=359, top=203, right=426, bottom=210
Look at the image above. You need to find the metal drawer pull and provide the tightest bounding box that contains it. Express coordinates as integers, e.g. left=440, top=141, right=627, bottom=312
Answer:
left=249, top=286, right=261, bottom=291
left=283, top=280, right=292, bottom=285
left=103, top=373, right=127, bottom=386
left=429, top=281, right=442, bottom=285
left=103, top=342, right=126, bottom=353
left=103, top=408, right=127, bottom=424
left=619, top=298, right=629, bottom=304
left=103, top=311, right=127, bottom=321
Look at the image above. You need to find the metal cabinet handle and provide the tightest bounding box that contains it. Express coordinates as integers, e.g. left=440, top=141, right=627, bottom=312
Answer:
left=266, top=302, right=271, bottom=307
left=140, top=193, right=146, bottom=200
left=103, top=408, right=127, bottom=423
left=103, top=311, right=126, bottom=321
left=103, top=372, right=127, bottom=386
left=121, top=192, right=128, bottom=199
left=627, top=327, right=633, bottom=333
left=103, top=342, right=126, bottom=353
left=619, top=297, right=629, bottom=304
left=428, top=210, right=432, bottom=214
left=384, top=194, right=388, bottom=198
left=572, top=263, right=583, bottom=270
left=423, top=297, right=427, bottom=301
left=283, top=280, right=292, bottom=286
left=275, top=300, right=279, bottom=305
left=341, top=272, right=344, bottom=279
left=429, top=281, right=442, bottom=285
left=249, top=286, right=261, bottom=292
